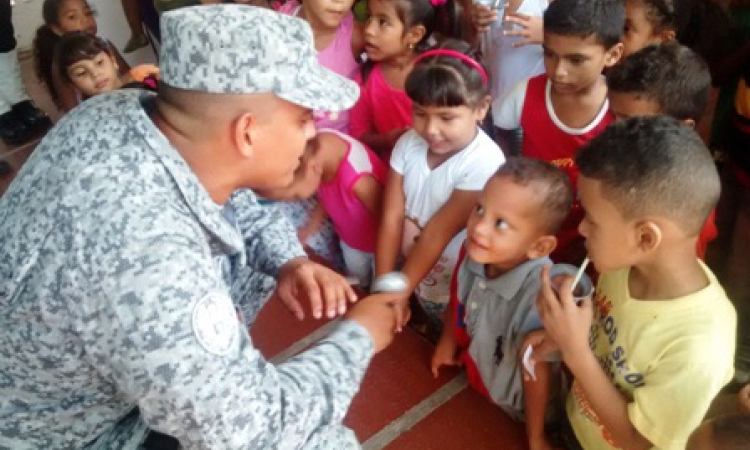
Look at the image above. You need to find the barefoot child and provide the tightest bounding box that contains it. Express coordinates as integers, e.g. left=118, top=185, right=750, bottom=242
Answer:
left=376, top=40, right=505, bottom=331
left=526, top=117, right=736, bottom=450
left=432, top=157, right=573, bottom=450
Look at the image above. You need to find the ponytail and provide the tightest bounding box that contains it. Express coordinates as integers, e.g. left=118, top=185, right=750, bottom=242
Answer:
left=33, top=26, right=62, bottom=108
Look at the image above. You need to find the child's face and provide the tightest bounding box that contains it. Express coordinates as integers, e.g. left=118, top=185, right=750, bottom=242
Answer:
left=622, top=0, right=670, bottom=58
left=52, top=0, right=97, bottom=36
left=578, top=175, right=640, bottom=273
left=543, top=33, right=622, bottom=95
left=608, top=92, right=663, bottom=121
left=304, top=0, right=356, bottom=30
left=465, top=176, right=550, bottom=273
left=67, top=52, right=121, bottom=97
left=412, top=103, right=486, bottom=156
left=363, top=0, right=418, bottom=61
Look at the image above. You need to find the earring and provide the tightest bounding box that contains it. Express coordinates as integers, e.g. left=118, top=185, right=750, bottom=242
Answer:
left=407, top=43, right=415, bottom=49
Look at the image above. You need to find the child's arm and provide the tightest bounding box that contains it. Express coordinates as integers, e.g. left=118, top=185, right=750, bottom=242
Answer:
left=431, top=303, right=460, bottom=378
left=399, top=190, right=480, bottom=293
left=352, top=175, right=383, bottom=217
left=536, top=266, right=653, bottom=450
left=523, top=361, right=556, bottom=450
left=374, top=169, right=406, bottom=276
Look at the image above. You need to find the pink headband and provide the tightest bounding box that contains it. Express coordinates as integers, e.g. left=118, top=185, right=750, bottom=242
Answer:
left=414, top=49, right=489, bottom=86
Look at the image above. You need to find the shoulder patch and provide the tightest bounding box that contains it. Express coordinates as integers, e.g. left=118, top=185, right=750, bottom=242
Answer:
left=192, top=293, right=240, bottom=356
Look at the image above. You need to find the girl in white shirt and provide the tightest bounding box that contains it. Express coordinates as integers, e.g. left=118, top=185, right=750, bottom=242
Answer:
left=376, top=40, right=505, bottom=331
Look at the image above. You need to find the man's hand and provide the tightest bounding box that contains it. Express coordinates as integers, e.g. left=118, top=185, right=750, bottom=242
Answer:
left=276, top=258, right=358, bottom=320
left=472, top=4, right=499, bottom=33
left=536, top=265, right=593, bottom=361
left=431, top=334, right=461, bottom=378
left=346, top=296, right=400, bottom=353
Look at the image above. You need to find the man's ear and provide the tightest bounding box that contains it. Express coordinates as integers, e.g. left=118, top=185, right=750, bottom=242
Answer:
left=528, top=235, right=558, bottom=259
left=635, top=220, right=662, bottom=253
left=233, top=111, right=255, bottom=159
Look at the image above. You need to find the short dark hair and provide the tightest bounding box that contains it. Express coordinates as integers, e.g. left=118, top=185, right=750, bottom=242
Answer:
left=576, top=116, right=719, bottom=236
left=607, top=43, right=711, bottom=122
left=494, top=157, right=574, bottom=235
left=712, top=415, right=750, bottom=449
left=544, top=0, right=625, bottom=49
left=629, top=0, right=730, bottom=68
left=53, top=32, right=112, bottom=83
left=406, top=39, right=488, bottom=108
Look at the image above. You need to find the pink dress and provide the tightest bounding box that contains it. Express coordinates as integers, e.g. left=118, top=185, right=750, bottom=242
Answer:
left=349, top=65, right=413, bottom=161
left=316, top=130, right=387, bottom=252
left=278, top=1, right=360, bottom=132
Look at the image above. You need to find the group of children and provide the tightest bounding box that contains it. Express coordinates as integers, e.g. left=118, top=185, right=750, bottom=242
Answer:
left=27, top=0, right=748, bottom=447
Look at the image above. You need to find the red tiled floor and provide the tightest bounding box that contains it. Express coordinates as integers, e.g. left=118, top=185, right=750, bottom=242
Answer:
left=384, top=387, right=528, bottom=450
left=345, top=329, right=460, bottom=442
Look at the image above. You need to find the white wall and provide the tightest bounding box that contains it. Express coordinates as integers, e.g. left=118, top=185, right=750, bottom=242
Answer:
left=11, top=0, right=157, bottom=67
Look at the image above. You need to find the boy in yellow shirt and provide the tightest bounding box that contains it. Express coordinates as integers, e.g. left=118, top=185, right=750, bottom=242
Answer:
left=525, top=116, right=737, bottom=449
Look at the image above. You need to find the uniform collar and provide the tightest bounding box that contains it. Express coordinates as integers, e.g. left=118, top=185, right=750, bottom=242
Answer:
left=125, top=91, right=245, bottom=254
left=465, top=256, right=551, bottom=301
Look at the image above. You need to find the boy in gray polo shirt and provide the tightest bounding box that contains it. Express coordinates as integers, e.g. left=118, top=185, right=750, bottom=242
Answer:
left=431, top=157, right=573, bottom=450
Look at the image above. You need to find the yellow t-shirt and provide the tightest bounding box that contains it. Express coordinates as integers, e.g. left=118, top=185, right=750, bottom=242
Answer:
left=567, top=263, right=736, bottom=450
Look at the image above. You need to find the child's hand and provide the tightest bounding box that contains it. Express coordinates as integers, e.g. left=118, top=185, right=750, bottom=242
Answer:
left=365, top=293, right=411, bottom=332
left=536, top=265, right=593, bottom=362
left=431, top=335, right=461, bottom=378
left=519, top=330, right=559, bottom=381
left=472, top=3, right=499, bottom=33
left=503, top=13, right=544, bottom=47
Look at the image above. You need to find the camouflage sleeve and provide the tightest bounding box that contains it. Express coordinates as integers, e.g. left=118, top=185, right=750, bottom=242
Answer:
left=69, top=205, right=373, bottom=449
left=230, top=189, right=307, bottom=277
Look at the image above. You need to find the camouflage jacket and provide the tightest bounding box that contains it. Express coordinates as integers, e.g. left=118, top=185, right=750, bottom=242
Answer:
left=0, top=91, right=373, bottom=449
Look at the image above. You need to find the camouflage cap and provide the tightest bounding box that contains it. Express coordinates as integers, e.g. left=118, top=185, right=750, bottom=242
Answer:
left=160, top=4, right=359, bottom=112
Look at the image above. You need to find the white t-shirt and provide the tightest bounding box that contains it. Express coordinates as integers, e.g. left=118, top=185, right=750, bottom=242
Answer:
left=390, top=128, right=505, bottom=307
left=477, top=0, right=549, bottom=102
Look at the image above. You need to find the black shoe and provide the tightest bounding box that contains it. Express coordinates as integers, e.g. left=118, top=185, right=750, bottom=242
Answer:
left=0, top=110, right=33, bottom=146
left=11, top=100, right=52, bottom=133
left=0, top=160, right=12, bottom=176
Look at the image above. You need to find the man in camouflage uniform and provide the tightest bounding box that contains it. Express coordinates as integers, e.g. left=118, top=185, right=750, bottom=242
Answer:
left=0, top=5, right=398, bottom=449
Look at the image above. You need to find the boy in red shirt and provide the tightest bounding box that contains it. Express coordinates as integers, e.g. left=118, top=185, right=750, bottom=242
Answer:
left=493, top=0, right=624, bottom=265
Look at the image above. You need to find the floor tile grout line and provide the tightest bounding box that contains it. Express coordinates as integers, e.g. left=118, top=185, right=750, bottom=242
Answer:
left=268, top=319, right=341, bottom=364
left=361, top=373, right=469, bottom=450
